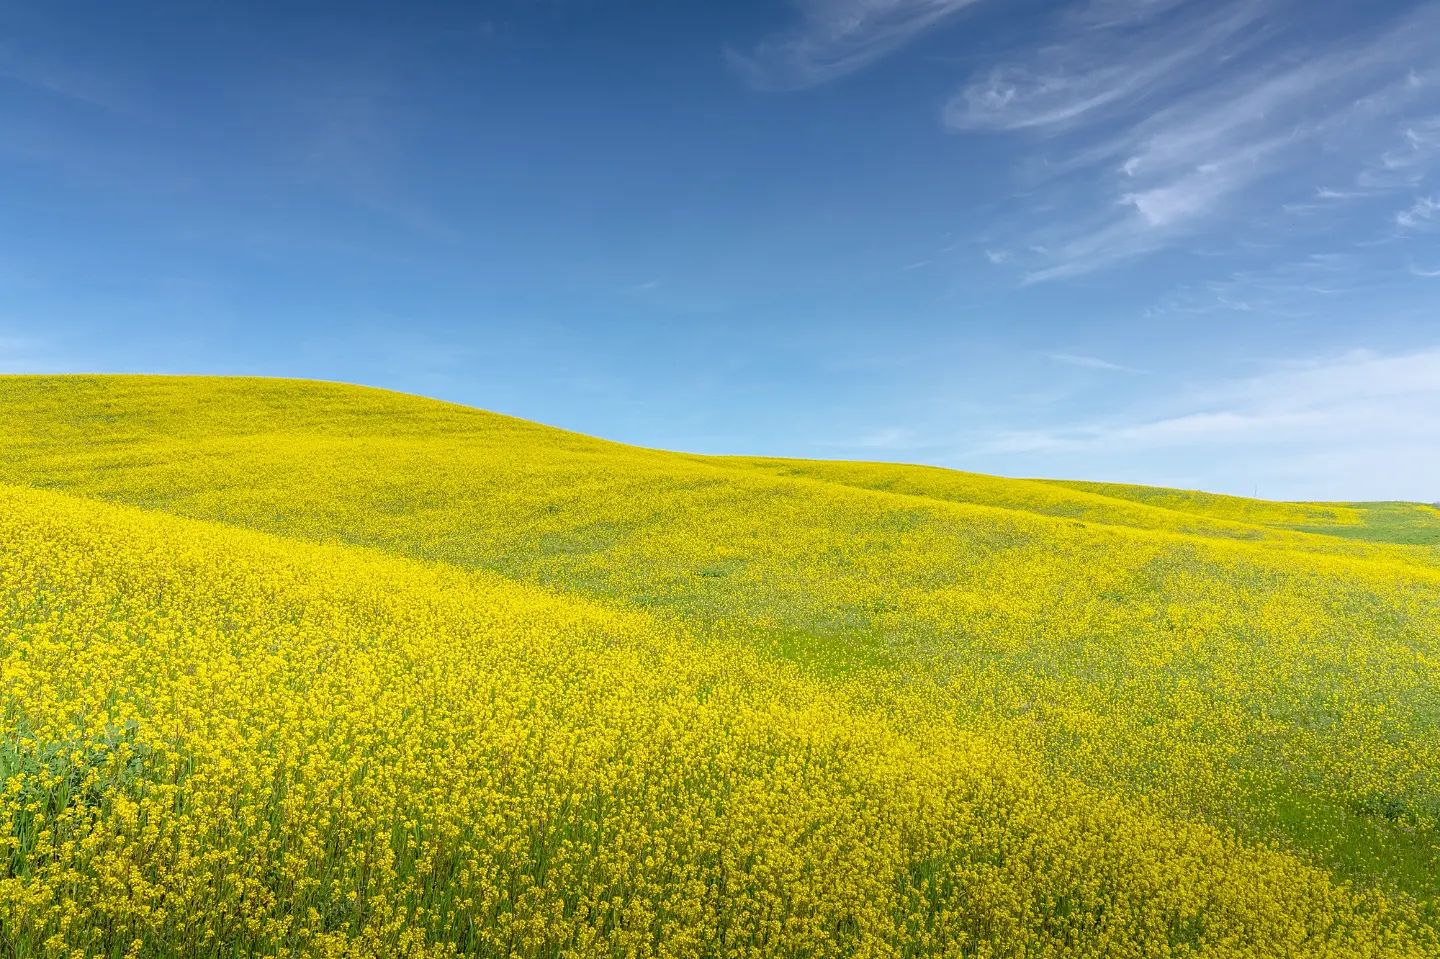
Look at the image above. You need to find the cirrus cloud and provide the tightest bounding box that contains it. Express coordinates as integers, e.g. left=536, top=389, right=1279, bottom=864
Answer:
left=729, top=0, right=984, bottom=90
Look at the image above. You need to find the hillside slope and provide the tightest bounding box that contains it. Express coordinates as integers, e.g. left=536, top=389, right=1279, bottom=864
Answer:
left=2, top=374, right=1438, bottom=955
left=7, top=483, right=1434, bottom=957
left=1042, top=478, right=1440, bottom=544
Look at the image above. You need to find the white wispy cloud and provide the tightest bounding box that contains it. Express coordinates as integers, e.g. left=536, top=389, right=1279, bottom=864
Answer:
left=1064, top=0, right=1195, bottom=30
left=1410, top=261, right=1440, bottom=277
left=1020, top=132, right=1294, bottom=279
left=975, top=347, right=1440, bottom=500
left=1046, top=352, right=1142, bottom=373
left=733, top=0, right=1440, bottom=289
left=1396, top=194, right=1440, bottom=229
left=729, top=0, right=984, bottom=90
left=1358, top=113, right=1440, bottom=189
left=961, top=1, right=1440, bottom=282
left=945, top=1, right=1263, bottom=132
left=1145, top=252, right=1379, bottom=319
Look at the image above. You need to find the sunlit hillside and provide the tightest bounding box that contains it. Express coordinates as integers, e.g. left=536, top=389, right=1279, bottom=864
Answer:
left=3, top=374, right=1438, bottom=958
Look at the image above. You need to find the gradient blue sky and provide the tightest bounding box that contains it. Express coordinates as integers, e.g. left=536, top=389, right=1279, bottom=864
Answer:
left=3, top=0, right=1439, bottom=500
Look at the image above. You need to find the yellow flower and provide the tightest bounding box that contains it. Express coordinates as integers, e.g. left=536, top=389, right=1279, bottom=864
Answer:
left=1, top=374, right=1437, bottom=958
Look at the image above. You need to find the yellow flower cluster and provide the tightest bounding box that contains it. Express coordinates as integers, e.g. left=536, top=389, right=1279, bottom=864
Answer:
left=1, top=375, right=1438, bottom=957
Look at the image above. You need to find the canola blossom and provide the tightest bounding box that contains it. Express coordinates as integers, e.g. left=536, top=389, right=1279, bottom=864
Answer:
left=2, top=375, right=1438, bottom=957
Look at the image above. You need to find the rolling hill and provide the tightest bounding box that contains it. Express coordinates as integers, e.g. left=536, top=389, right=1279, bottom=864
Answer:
left=2, top=374, right=1438, bottom=958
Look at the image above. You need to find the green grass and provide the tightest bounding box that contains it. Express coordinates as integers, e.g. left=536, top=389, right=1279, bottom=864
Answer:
left=1288, top=502, right=1440, bottom=545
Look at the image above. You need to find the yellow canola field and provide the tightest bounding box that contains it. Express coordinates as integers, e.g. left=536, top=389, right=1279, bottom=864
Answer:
left=2, top=375, right=1439, bottom=957
left=2, top=484, right=1436, bottom=959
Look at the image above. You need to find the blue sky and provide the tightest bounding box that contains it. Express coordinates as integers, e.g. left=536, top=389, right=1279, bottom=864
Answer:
left=3, top=0, right=1439, bottom=500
